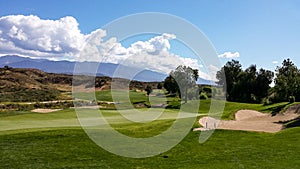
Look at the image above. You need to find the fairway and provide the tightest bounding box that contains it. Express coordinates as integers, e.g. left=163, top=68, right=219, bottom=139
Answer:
left=1, top=100, right=300, bottom=168
left=1, top=126, right=300, bottom=168
left=0, top=108, right=201, bottom=132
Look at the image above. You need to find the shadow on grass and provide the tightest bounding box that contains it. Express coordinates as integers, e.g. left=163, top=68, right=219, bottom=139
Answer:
left=165, top=100, right=181, bottom=109
left=264, top=103, right=291, bottom=116
left=278, top=117, right=300, bottom=129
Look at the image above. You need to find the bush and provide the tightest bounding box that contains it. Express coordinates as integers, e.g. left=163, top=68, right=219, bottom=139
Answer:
left=289, top=96, right=295, bottom=103
left=262, top=97, right=272, bottom=105
left=202, top=86, right=212, bottom=93
left=157, top=83, right=162, bottom=89
left=199, top=92, right=208, bottom=100
left=202, top=86, right=212, bottom=98
left=250, top=94, right=258, bottom=103
left=145, top=85, right=153, bottom=96
left=0, top=88, right=60, bottom=102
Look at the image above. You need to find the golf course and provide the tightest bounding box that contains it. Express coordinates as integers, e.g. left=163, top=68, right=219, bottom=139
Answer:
left=1, top=89, right=300, bottom=168
left=1, top=2, right=300, bottom=167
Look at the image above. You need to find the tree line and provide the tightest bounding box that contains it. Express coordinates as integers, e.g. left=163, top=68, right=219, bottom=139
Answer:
left=217, top=59, right=300, bottom=103
left=162, top=58, right=300, bottom=104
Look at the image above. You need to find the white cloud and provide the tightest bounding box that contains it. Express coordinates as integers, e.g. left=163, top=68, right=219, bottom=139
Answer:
left=272, top=60, right=279, bottom=64
left=0, top=15, right=85, bottom=58
left=0, top=15, right=217, bottom=80
left=218, top=51, right=240, bottom=58
left=81, top=32, right=203, bottom=75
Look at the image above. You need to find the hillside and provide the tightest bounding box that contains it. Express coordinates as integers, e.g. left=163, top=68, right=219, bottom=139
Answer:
left=0, top=67, right=72, bottom=90
left=0, top=67, right=72, bottom=102
left=0, top=67, right=161, bottom=102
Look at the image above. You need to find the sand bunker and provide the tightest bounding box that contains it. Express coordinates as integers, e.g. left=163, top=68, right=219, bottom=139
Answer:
left=31, top=109, right=62, bottom=113
left=195, top=106, right=299, bottom=133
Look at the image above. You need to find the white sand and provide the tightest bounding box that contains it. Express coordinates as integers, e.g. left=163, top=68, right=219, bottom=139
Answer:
left=31, top=109, right=62, bottom=113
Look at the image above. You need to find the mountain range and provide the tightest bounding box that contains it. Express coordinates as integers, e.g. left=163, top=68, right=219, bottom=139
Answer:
left=0, top=55, right=214, bottom=84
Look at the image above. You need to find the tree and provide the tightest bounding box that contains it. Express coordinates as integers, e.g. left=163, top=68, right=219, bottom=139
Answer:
left=217, top=60, right=274, bottom=103
left=145, top=85, right=153, bottom=96
left=163, top=75, right=178, bottom=94
left=216, top=60, right=242, bottom=101
left=165, top=65, right=199, bottom=103
left=274, top=59, right=300, bottom=101
left=157, top=83, right=162, bottom=90
left=236, top=65, right=257, bottom=102
left=255, top=68, right=274, bottom=101
left=3, top=65, right=12, bottom=70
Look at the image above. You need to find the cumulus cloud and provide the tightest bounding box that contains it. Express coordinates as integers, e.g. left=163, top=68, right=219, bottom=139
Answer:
left=0, top=15, right=85, bottom=58
left=81, top=32, right=202, bottom=75
left=0, top=15, right=217, bottom=80
left=127, top=33, right=176, bottom=55
left=218, top=51, right=240, bottom=58
left=272, top=61, right=279, bottom=64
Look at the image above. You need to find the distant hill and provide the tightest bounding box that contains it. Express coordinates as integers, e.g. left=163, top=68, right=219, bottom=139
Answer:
left=0, top=55, right=166, bottom=82
left=0, top=67, right=72, bottom=102
left=0, top=67, right=163, bottom=102
left=0, top=55, right=214, bottom=84
left=0, top=67, right=70, bottom=90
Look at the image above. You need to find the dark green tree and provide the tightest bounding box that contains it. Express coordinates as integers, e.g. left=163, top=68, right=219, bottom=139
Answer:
left=255, top=68, right=274, bottom=101
left=163, top=75, right=178, bottom=94
left=216, top=60, right=242, bottom=101
left=274, top=59, right=300, bottom=101
left=145, top=85, right=153, bottom=96
left=240, top=65, right=257, bottom=102
left=4, top=65, right=12, bottom=70
left=157, top=83, right=162, bottom=90
left=169, top=65, right=199, bottom=103
left=217, top=61, right=274, bottom=103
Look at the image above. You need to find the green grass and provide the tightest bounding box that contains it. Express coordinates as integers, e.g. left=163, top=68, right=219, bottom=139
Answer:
left=1, top=126, right=300, bottom=168
left=0, top=110, right=32, bottom=117
left=75, top=90, right=180, bottom=108
left=221, top=101, right=294, bottom=119
left=0, top=108, right=186, bottom=132
left=0, top=99, right=297, bottom=132
left=73, top=90, right=149, bottom=103
left=173, top=99, right=295, bottom=120
left=1, top=92, right=300, bottom=168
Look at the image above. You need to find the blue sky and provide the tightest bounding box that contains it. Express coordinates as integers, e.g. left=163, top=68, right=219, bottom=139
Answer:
left=0, top=0, right=300, bottom=75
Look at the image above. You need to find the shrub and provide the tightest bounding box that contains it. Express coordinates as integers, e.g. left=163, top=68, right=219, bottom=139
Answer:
left=289, top=96, right=295, bottom=103
left=157, top=83, right=162, bottom=89
left=250, top=94, right=258, bottom=103
left=202, top=86, right=212, bottom=98
left=199, top=92, right=208, bottom=100
left=145, top=85, right=153, bottom=96
left=262, top=97, right=272, bottom=105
